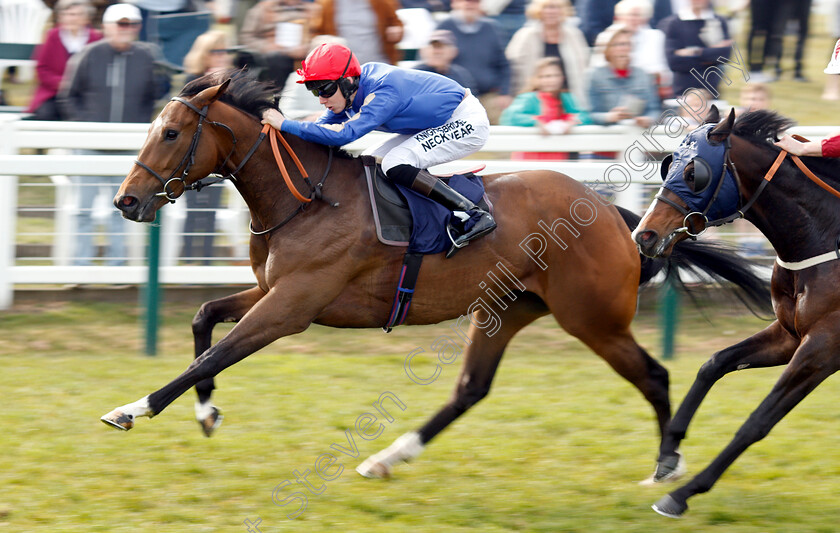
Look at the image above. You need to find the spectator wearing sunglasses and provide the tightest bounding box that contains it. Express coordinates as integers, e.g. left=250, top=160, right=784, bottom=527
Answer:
left=261, top=42, right=496, bottom=256
left=59, top=3, right=170, bottom=123
left=58, top=3, right=171, bottom=266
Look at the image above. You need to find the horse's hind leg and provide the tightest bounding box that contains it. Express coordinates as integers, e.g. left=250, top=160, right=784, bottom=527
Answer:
left=191, top=286, right=266, bottom=436
left=575, top=329, right=675, bottom=480
left=357, top=292, right=548, bottom=478
left=653, top=320, right=798, bottom=482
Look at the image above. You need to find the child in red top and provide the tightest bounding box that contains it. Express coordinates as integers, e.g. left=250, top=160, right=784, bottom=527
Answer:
left=500, top=57, right=589, bottom=159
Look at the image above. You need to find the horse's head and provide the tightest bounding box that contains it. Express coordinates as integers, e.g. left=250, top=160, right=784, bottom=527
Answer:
left=633, top=106, right=740, bottom=257
left=115, top=79, right=233, bottom=222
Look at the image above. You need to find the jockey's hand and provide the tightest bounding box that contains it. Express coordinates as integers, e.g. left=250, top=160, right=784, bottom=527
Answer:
left=774, top=134, right=822, bottom=157
left=262, top=108, right=285, bottom=130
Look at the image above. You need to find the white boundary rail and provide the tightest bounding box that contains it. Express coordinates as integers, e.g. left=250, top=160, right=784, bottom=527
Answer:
left=2, top=118, right=828, bottom=309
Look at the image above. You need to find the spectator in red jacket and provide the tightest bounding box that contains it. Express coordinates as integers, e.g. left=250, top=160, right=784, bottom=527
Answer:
left=27, top=0, right=102, bottom=120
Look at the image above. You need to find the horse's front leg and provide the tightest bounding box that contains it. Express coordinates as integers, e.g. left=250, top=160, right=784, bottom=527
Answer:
left=101, top=280, right=337, bottom=431
left=191, top=286, right=267, bottom=436
left=653, top=320, right=798, bottom=482
left=653, top=330, right=840, bottom=517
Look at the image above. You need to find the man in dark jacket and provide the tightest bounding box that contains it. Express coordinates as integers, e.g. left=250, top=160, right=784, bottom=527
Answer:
left=59, top=3, right=171, bottom=266
left=413, top=30, right=479, bottom=96
left=659, top=0, right=731, bottom=97
left=60, top=3, right=170, bottom=122
left=436, top=0, right=512, bottom=123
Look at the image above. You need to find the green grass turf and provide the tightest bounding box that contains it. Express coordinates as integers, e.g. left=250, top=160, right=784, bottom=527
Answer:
left=2, top=298, right=840, bottom=531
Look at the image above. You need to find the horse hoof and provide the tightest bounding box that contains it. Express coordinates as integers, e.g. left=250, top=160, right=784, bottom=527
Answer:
left=197, top=407, right=223, bottom=437
left=356, top=459, right=391, bottom=479
left=101, top=410, right=134, bottom=431
left=652, top=494, right=688, bottom=518
left=639, top=452, right=686, bottom=486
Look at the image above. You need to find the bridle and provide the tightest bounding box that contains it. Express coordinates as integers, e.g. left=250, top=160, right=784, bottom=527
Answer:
left=134, top=96, right=240, bottom=202
left=657, top=133, right=840, bottom=241
left=654, top=135, right=742, bottom=240
left=132, top=95, right=337, bottom=234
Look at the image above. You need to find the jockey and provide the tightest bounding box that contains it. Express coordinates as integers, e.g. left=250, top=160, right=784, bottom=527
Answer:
left=261, top=42, right=496, bottom=257
left=775, top=38, right=840, bottom=157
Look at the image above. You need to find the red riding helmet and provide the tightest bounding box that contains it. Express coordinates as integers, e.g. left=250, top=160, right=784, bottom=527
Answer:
left=296, top=43, right=361, bottom=83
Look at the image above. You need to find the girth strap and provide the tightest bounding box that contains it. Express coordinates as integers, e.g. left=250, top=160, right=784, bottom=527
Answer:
left=383, top=252, right=424, bottom=332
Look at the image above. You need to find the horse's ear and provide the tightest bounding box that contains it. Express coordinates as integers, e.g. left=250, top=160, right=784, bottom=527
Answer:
left=194, top=79, right=231, bottom=107
left=703, top=104, right=720, bottom=124
left=708, top=107, right=736, bottom=144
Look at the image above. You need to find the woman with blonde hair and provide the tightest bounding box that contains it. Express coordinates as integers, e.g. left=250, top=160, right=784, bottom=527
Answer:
left=505, top=0, right=590, bottom=108
left=182, top=30, right=233, bottom=83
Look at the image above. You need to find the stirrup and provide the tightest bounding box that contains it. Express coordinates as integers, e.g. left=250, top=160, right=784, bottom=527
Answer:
left=446, top=224, right=469, bottom=250
left=445, top=214, right=496, bottom=259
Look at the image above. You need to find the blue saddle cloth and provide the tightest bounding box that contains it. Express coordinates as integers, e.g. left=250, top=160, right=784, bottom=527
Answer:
left=362, top=157, right=488, bottom=255
left=397, top=174, right=486, bottom=254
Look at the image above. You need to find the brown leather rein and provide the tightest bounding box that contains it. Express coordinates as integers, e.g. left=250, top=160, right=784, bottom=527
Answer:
left=763, top=134, right=840, bottom=201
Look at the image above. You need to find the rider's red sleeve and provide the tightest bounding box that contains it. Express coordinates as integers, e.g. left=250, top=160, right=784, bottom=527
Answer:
left=821, top=135, right=840, bottom=157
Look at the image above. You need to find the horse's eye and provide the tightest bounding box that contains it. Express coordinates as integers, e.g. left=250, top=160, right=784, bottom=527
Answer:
left=164, top=129, right=179, bottom=141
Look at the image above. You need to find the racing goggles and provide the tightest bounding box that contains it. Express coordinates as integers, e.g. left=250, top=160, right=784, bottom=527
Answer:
left=305, top=80, right=340, bottom=98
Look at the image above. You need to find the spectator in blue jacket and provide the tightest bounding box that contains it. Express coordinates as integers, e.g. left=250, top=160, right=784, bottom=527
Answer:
left=261, top=43, right=496, bottom=256
left=436, top=0, right=513, bottom=123
left=587, top=24, right=660, bottom=127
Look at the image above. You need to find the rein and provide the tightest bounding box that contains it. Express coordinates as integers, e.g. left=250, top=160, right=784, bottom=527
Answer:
left=133, top=95, right=338, bottom=236
left=249, top=125, right=337, bottom=236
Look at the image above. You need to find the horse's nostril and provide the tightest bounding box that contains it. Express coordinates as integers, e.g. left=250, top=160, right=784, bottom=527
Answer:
left=116, top=195, right=138, bottom=210
left=635, top=229, right=658, bottom=246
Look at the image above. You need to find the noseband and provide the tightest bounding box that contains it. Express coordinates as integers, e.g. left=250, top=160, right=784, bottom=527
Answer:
left=133, top=96, right=241, bottom=203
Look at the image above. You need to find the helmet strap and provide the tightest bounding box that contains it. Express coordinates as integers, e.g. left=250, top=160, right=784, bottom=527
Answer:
left=336, top=52, right=357, bottom=110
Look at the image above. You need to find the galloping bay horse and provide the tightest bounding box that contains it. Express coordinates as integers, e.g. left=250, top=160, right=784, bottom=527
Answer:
left=101, top=73, right=769, bottom=481
left=634, top=107, right=840, bottom=517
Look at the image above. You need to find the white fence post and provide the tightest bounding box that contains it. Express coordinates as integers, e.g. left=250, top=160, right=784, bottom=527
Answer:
left=0, top=116, right=17, bottom=309
left=0, top=173, right=17, bottom=309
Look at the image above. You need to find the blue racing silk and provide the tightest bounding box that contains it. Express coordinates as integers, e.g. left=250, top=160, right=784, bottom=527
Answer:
left=280, top=62, right=467, bottom=146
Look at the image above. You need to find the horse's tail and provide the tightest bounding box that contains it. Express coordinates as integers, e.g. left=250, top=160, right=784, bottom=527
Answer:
left=615, top=205, right=773, bottom=315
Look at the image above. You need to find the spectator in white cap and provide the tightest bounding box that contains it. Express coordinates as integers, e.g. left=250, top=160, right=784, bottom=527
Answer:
left=775, top=38, right=840, bottom=158
left=413, top=29, right=479, bottom=95
left=58, top=2, right=171, bottom=266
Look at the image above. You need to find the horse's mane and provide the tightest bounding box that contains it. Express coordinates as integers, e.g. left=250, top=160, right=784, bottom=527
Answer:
left=179, top=69, right=355, bottom=160
left=733, top=109, right=840, bottom=180
left=180, top=69, right=279, bottom=120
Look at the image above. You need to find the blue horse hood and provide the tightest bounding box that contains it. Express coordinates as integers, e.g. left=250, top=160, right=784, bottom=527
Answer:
left=662, top=124, right=740, bottom=221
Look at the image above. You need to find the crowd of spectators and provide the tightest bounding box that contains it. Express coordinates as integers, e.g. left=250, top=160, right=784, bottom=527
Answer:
left=5, top=0, right=817, bottom=264
left=17, top=0, right=808, bottom=130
